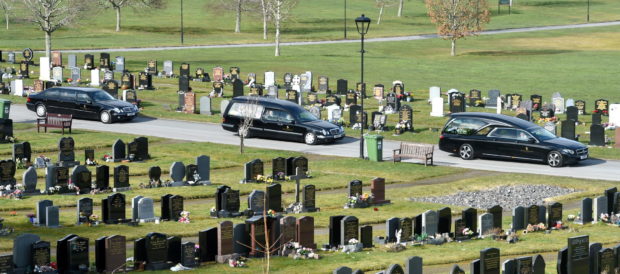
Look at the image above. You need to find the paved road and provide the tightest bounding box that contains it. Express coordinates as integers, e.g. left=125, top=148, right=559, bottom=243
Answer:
left=35, top=21, right=620, bottom=53
left=11, top=105, right=620, bottom=181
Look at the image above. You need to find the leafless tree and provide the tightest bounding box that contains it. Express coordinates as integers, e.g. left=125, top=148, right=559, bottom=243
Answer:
left=376, top=0, right=397, bottom=24
left=397, top=0, right=404, bottom=17
left=237, top=96, right=261, bottom=153
left=0, top=0, right=14, bottom=30
left=266, top=0, right=298, bottom=56
left=258, top=0, right=268, bottom=39
left=99, top=0, right=165, bottom=32
left=22, top=0, right=91, bottom=58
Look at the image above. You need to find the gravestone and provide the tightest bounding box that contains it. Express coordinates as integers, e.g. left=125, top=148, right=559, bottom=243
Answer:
left=479, top=248, right=500, bottom=274
left=371, top=177, right=390, bottom=204
left=199, top=96, right=212, bottom=115
left=527, top=205, right=539, bottom=225
left=163, top=61, right=173, bottom=77
left=170, top=161, right=185, bottom=186
left=243, top=159, right=263, bottom=183
left=22, top=166, right=38, bottom=193
left=547, top=202, right=563, bottom=228
left=36, top=200, right=53, bottom=225
left=478, top=213, right=493, bottom=236
left=13, top=233, right=40, bottom=273
left=516, top=256, right=532, bottom=274
left=589, top=242, right=602, bottom=274
left=147, top=60, right=158, bottom=75
left=131, top=195, right=144, bottom=221
left=386, top=217, right=399, bottom=243
left=552, top=93, right=565, bottom=114
left=297, top=216, right=316, bottom=249
left=302, top=184, right=317, bottom=212
left=400, top=217, right=413, bottom=241
left=405, top=256, right=422, bottom=274
left=561, top=120, right=576, bottom=140
left=248, top=190, right=266, bottom=215
left=594, top=99, right=609, bottom=116
left=348, top=180, right=363, bottom=197
left=449, top=92, right=466, bottom=113
left=598, top=248, right=614, bottom=274
left=58, top=137, right=78, bottom=167
left=102, top=193, right=126, bottom=224
left=346, top=89, right=357, bottom=106
left=462, top=208, right=478, bottom=234
left=181, top=241, right=198, bottom=267
left=438, top=207, right=452, bottom=234
left=399, top=105, right=413, bottom=131
left=272, top=157, right=286, bottom=180
left=95, top=165, right=110, bottom=189
left=216, top=221, right=235, bottom=263
left=198, top=228, right=217, bottom=262
left=143, top=232, right=169, bottom=270
left=138, top=197, right=156, bottom=222
left=96, top=235, right=126, bottom=273
left=329, top=216, right=345, bottom=247
left=577, top=198, right=593, bottom=224
left=102, top=80, right=119, bottom=97
left=279, top=216, right=297, bottom=246
left=430, top=97, right=444, bottom=117
left=487, top=205, right=502, bottom=229
left=590, top=124, right=605, bottom=146
left=31, top=241, right=51, bottom=271
left=512, top=206, right=526, bottom=230
left=532, top=255, right=545, bottom=274
left=593, top=196, right=607, bottom=222
left=340, top=216, right=359, bottom=246
left=267, top=183, right=283, bottom=212
left=77, top=197, right=93, bottom=224
left=112, top=139, right=125, bottom=161
left=567, top=235, right=589, bottom=274
left=70, top=165, right=92, bottom=193
left=566, top=106, right=578, bottom=122
left=422, top=210, right=438, bottom=236
left=360, top=225, right=373, bottom=248
left=113, top=165, right=130, bottom=189
left=450, top=265, right=465, bottom=274
left=195, top=155, right=211, bottom=184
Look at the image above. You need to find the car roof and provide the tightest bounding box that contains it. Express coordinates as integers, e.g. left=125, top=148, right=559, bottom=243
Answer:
left=48, top=87, right=103, bottom=93
left=450, top=112, right=538, bottom=129
left=231, top=96, right=304, bottom=112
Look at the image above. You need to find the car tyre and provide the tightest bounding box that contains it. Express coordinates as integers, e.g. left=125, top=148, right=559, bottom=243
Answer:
left=304, top=132, right=317, bottom=145
left=547, top=151, right=564, bottom=167
left=100, top=111, right=112, bottom=124
left=459, top=143, right=475, bottom=160
left=35, top=104, right=47, bottom=117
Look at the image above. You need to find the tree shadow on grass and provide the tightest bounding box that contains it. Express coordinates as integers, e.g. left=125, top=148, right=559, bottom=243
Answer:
left=463, top=49, right=575, bottom=56
left=520, top=0, right=602, bottom=7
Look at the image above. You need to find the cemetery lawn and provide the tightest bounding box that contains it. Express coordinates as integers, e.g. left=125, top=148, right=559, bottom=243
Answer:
left=2, top=0, right=620, bottom=50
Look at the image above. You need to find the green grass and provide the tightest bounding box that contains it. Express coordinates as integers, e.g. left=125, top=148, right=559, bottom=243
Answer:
left=1, top=0, right=620, bottom=50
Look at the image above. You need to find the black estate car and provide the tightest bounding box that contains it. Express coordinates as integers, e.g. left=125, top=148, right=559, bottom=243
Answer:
left=26, top=87, right=139, bottom=123
left=439, top=112, right=588, bottom=167
left=221, top=96, right=345, bottom=145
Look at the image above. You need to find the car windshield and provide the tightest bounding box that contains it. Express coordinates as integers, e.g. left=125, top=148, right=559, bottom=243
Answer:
left=296, top=109, right=319, bottom=122
left=528, top=126, right=557, bottom=141
left=91, top=91, right=116, bottom=102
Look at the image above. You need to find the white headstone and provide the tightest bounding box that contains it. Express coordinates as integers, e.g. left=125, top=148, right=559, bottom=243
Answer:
left=609, top=104, right=620, bottom=126
left=264, top=71, right=275, bottom=88
left=496, top=96, right=502, bottom=114
left=430, top=97, right=444, bottom=117
left=220, top=100, right=230, bottom=117
left=90, top=69, right=100, bottom=87
left=326, top=104, right=341, bottom=122
left=565, top=98, right=575, bottom=108
left=551, top=93, right=564, bottom=114
left=302, top=71, right=312, bottom=92
left=52, top=67, right=63, bottom=82
left=429, top=86, right=441, bottom=101
left=11, top=79, right=23, bottom=96
left=39, top=57, right=50, bottom=81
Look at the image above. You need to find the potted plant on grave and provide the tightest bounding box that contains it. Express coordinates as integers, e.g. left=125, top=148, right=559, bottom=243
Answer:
left=344, top=193, right=374, bottom=209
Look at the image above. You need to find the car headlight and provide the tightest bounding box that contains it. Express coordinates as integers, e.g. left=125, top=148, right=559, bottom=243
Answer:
left=561, top=149, right=575, bottom=155
left=339, top=126, right=344, bottom=133
left=321, top=129, right=328, bottom=135
left=112, top=107, right=121, bottom=113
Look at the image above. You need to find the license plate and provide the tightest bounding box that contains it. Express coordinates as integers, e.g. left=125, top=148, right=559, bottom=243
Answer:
left=580, top=155, right=588, bottom=160
left=127, top=113, right=135, bottom=116
left=334, top=134, right=342, bottom=138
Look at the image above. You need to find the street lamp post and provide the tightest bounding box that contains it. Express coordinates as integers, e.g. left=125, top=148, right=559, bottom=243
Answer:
left=181, top=0, right=185, bottom=44
left=344, top=0, right=347, bottom=39
left=355, top=14, right=370, bottom=159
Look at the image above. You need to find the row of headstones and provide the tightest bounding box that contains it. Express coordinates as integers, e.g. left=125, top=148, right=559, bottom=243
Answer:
left=212, top=183, right=290, bottom=218
left=346, top=179, right=391, bottom=206
left=574, top=187, right=620, bottom=224
left=557, top=235, right=620, bottom=274
left=333, top=256, right=421, bottom=274
left=18, top=163, right=129, bottom=194
left=243, top=156, right=309, bottom=182
left=559, top=115, right=606, bottom=145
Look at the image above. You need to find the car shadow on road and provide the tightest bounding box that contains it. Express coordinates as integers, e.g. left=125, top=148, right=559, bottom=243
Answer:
left=572, top=158, right=606, bottom=167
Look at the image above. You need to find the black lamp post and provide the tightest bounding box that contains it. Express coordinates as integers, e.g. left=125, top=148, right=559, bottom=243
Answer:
left=181, top=0, right=185, bottom=44
left=355, top=14, right=370, bottom=159
left=344, top=0, right=347, bottom=39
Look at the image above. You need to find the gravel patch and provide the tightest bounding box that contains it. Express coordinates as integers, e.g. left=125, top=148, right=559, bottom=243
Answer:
left=408, top=185, right=578, bottom=210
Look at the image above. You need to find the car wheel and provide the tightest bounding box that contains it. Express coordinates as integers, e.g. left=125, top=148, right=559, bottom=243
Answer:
left=547, top=151, right=564, bottom=167
left=459, top=143, right=475, bottom=160
left=100, top=111, right=112, bottom=124
left=304, top=132, right=317, bottom=145
left=35, top=104, right=47, bottom=117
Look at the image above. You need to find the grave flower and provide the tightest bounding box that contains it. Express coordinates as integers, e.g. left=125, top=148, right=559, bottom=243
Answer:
left=178, top=211, right=191, bottom=223
left=26, top=213, right=35, bottom=224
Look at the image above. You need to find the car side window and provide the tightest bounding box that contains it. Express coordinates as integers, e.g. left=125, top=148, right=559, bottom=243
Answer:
left=515, top=129, right=532, bottom=141
left=59, top=90, right=76, bottom=101
left=489, top=128, right=517, bottom=139
left=443, top=117, right=488, bottom=135
left=262, top=109, right=280, bottom=122
left=278, top=111, right=294, bottom=123
left=46, top=89, right=59, bottom=98
left=77, top=93, right=90, bottom=103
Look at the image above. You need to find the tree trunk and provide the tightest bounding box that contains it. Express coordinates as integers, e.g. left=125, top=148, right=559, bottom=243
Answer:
left=45, top=31, right=52, bottom=58
left=261, top=0, right=267, bottom=39
left=240, top=136, right=244, bottom=153
left=451, top=39, right=456, bottom=56
left=4, top=12, right=8, bottom=30
left=274, top=1, right=281, bottom=57
left=115, top=6, right=121, bottom=32
left=235, top=0, right=242, bottom=33
left=263, top=214, right=271, bottom=273
left=377, top=4, right=384, bottom=24
left=397, top=0, right=404, bottom=17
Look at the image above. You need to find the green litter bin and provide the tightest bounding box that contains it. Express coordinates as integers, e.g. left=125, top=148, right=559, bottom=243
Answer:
left=0, top=99, right=10, bottom=119
left=365, top=134, right=384, bottom=162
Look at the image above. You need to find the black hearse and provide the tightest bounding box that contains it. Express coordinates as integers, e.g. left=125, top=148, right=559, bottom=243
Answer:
left=221, top=96, right=345, bottom=145
left=439, top=112, right=588, bottom=167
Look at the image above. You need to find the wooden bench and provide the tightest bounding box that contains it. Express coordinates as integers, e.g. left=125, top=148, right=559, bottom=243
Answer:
left=393, top=142, right=434, bottom=166
left=37, top=113, right=72, bottom=134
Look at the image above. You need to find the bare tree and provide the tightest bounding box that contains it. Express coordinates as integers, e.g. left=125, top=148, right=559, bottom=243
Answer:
left=267, top=0, right=298, bottom=56
left=425, top=0, right=490, bottom=56
left=237, top=96, right=261, bottom=153
left=376, top=0, right=397, bottom=24
left=397, top=0, right=404, bottom=17
left=22, top=0, right=91, bottom=58
left=99, top=0, right=165, bottom=32
left=259, top=0, right=268, bottom=39
left=0, top=0, right=14, bottom=30
left=234, top=0, right=242, bottom=33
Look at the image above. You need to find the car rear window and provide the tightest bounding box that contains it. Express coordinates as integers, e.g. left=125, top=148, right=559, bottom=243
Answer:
left=59, top=89, right=76, bottom=101
left=228, top=102, right=264, bottom=119
left=443, top=117, right=488, bottom=135
left=45, top=89, right=59, bottom=98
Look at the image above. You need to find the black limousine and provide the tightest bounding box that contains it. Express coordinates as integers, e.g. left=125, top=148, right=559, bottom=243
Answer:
left=221, top=96, right=345, bottom=145
left=26, top=87, right=139, bottom=124
left=439, top=112, right=588, bottom=167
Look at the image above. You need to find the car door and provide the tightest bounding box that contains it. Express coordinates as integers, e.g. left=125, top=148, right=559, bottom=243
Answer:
left=279, top=110, right=304, bottom=141
left=260, top=108, right=285, bottom=139
left=75, top=92, right=99, bottom=119
left=513, top=129, right=545, bottom=160
left=42, top=89, right=60, bottom=113
left=485, top=128, right=523, bottom=159
left=57, top=89, right=77, bottom=115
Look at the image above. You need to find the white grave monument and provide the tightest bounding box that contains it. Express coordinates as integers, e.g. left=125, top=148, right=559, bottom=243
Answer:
left=430, top=97, right=444, bottom=117
left=264, top=71, right=275, bottom=88
left=496, top=96, right=502, bottom=114
left=90, top=69, right=100, bottom=87
left=39, top=57, right=50, bottom=81
left=11, top=79, right=24, bottom=96
left=429, top=86, right=441, bottom=102
left=609, top=104, right=620, bottom=126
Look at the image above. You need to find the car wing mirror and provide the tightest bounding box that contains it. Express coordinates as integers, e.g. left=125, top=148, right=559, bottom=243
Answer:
left=528, top=137, right=536, bottom=143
